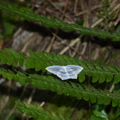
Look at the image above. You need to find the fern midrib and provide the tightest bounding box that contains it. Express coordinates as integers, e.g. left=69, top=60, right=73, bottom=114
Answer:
left=0, top=54, right=119, bottom=78
left=0, top=4, right=119, bottom=40
left=17, top=105, right=59, bottom=120
left=1, top=68, right=120, bottom=101
left=25, top=57, right=120, bottom=75
left=16, top=102, right=72, bottom=120
left=0, top=48, right=119, bottom=85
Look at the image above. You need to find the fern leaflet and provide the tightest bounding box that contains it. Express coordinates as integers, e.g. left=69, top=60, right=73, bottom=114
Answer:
left=0, top=68, right=120, bottom=107
left=16, top=101, right=72, bottom=120
left=0, top=4, right=119, bottom=41
left=0, top=49, right=120, bottom=84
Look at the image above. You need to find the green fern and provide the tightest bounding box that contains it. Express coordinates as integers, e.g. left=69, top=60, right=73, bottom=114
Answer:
left=16, top=101, right=72, bottom=120
left=0, top=4, right=119, bottom=41
left=0, top=3, right=120, bottom=119
left=0, top=49, right=120, bottom=84
left=0, top=66, right=120, bottom=107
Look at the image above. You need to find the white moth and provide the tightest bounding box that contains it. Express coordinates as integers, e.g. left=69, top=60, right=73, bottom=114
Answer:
left=46, top=65, right=83, bottom=80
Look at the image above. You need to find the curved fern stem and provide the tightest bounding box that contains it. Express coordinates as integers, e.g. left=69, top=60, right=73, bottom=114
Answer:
left=0, top=49, right=120, bottom=84
left=16, top=101, right=72, bottom=120
left=0, top=4, right=119, bottom=41
left=0, top=68, right=120, bottom=107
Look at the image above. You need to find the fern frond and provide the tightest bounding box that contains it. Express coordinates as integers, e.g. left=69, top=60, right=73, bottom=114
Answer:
left=0, top=49, right=120, bottom=84
left=0, top=49, right=25, bottom=66
left=0, top=4, right=119, bottom=41
left=16, top=101, right=71, bottom=120
left=0, top=68, right=120, bottom=107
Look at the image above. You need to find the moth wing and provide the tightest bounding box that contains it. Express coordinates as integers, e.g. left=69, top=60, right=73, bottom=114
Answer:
left=57, top=66, right=79, bottom=80
left=55, top=66, right=69, bottom=80
left=57, top=71, right=70, bottom=80
left=46, top=65, right=83, bottom=80
left=59, top=72, right=77, bottom=80
left=46, top=66, right=62, bottom=75
left=66, top=65, right=83, bottom=75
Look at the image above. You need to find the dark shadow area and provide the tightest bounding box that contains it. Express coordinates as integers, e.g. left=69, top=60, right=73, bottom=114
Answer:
left=22, top=21, right=79, bottom=40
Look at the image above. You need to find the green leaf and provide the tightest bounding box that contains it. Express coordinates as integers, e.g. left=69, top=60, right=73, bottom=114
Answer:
left=24, top=59, right=35, bottom=69
left=106, top=73, right=114, bottom=82
left=92, top=105, right=108, bottom=120
left=78, top=71, right=85, bottom=82
left=112, top=97, right=119, bottom=107
left=114, top=74, right=120, bottom=84
left=0, top=4, right=119, bottom=41
left=99, top=73, right=106, bottom=83
left=114, top=108, right=120, bottom=120
left=92, top=72, right=99, bottom=83
left=16, top=101, right=72, bottom=120
left=0, top=49, right=120, bottom=106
